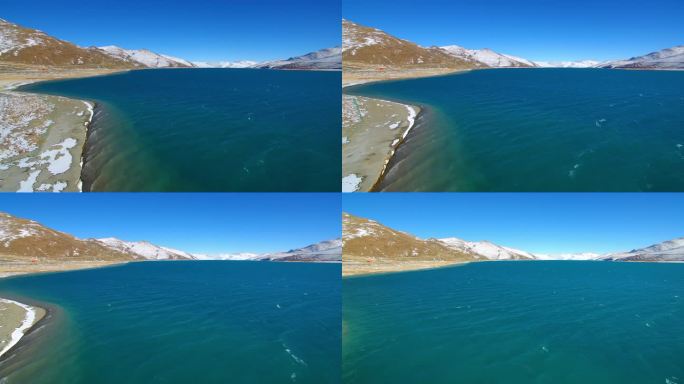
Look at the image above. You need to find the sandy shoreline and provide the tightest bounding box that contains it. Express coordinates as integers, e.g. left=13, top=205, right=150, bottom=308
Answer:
left=0, top=64, right=124, bottom=192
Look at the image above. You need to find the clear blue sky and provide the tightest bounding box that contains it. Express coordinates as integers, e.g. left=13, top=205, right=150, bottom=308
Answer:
left=1, top=0, right=340, bottom=62
left=343, top=0, right=683, bottom=62
left=343, top=193, right=684, bottom=255
left=1, top=193, right=340, bottom=255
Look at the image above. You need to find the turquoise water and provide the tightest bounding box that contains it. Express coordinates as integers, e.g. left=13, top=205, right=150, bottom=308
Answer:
left=21, top=69, right=340, bottom=191
left=0, top=261, right=340, bottom=383
left=343, top=261, right=684, bottom=383
left=346, top=69, right=684, bottom=191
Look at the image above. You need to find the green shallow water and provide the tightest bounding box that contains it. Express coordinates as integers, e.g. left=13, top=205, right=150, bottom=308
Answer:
left=20, top=69, right=341, bottom=192
left=346, top=69, right=684, bottom=191
left=0, top=261, right=341, bottom=384
left=343, top=261, right=684, bottom=384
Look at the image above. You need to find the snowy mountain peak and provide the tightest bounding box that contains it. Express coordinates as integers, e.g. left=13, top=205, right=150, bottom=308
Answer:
left=96, top=46, right=194, bottom=68
left=259, top=239, right=342, bottom=262
left=440, top=45, right=536, bottom=68
left=599, top=45, right=684, bottom=69
left=437, top=237, right=535, bottom=260
left=256, top=47, right=341, bottom=70
left=533, top=60, right=600, bottom=68
left=95, top=238, right=194, bottom=260
left=192, top=60, right=259, bottom=69
left=604, top=237, right=684, bottom=261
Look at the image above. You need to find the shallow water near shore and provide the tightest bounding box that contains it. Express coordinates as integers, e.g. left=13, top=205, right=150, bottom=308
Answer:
left=346, top=68, right=684, bottom=191
left=0, top=261, right=341, bottom=384
left=343, top=261, right=684, bottom=383
left=20, top=69, right=341, bottom=191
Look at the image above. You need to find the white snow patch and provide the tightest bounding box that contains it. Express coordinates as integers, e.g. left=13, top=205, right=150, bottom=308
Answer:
left=40, top=138, right=77, bottom=175
left=0, top=298, right=38, bottom=358
left=342, top=174, right=362, bottom=192
left=17, top=169, right=40, bottom=192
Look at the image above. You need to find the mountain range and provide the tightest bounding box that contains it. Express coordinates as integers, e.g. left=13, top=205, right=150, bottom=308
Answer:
left=598, top=45, right=684, bottom=69
left=342, top=19, right=683, bottom=70
left=0, top=18, right=340, bottom=70
left=343, top=212, right=684, bottom=263
left=0, top=212, right=340, bottom=263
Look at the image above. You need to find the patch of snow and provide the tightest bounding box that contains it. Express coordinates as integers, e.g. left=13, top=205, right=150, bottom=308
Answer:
left=0, top=298, right=37, bottom=358
left=40, top=138, right=77, bottom=175
left=342, top=174, right=362, bottom=192
left=17, top=169, right=40, bottom=192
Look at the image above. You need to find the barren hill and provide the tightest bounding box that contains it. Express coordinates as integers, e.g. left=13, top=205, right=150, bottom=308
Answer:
left=342, top=213, right=474, bottom=275
left=0, top=18, right=136, bottom=68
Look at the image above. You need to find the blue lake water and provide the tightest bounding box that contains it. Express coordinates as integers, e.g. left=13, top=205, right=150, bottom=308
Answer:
left=346, top=69, right=684, bottom=191
left=0, top=261, right=341, bottom=383
left=344, top=261, right=684, bottom=383
left=21, top=69, right=341, bottom=191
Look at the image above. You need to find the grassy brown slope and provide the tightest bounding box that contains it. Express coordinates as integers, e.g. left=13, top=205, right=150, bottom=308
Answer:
left=343, top=213, right=475, bottom=275
left=0, top=213, right=133, bottom=262
left=0, top=19, right=137, bottom=68
left=342, top=20, right=479, bottom=69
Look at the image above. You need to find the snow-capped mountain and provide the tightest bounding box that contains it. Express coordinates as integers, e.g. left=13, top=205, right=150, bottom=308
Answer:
left=533, top=60, right=600, bottom=68
left=256, top=47, right=341, bottom=70
left=192, top=60, right=259, bottom=68
left=95, top=238, right=195, bottom=260
left=0, top=211, right=338, bottom=264
left=599, top=46, right=684, bottom=69
left=342, top=20, right=479, bottom=69
left=97, top=46, right=194, bottom=68
left=343, top=213, right=684, bottom=263
left=603, top=237, right=684, bottom=262
left=437, top=237, right=536, bottom=260
left=438, top=236, right=603, bottom=260
left=440, top=45, right=536, bottom=68
left=343, top=213, right=618, bottom=262
left=533, top=252, right=602, bottom=261
left=260, top=239, right=342, bottom=262
left=0, top=18, right=135, bottom=68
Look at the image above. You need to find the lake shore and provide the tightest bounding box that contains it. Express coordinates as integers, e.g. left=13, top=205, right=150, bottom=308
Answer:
left=0, top=64, right=124, bottom=192
left=0, top=256, right=129, bottom=279
left=0, top=297, right=46, bottom=360
left=342, top=66, right=469, bottom=192
left=342, top=256, right=471, bottom=277
left=342, top=94, right=420, bottom=192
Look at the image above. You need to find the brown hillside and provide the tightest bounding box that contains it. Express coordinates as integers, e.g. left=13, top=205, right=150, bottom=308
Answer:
left=0, top=212, right=133, bottom=262
left=0, top=19, right=137, bottom=68
left=342, top=213, right=474, bottom=262
left=342, top=19, right=481, bottom=70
